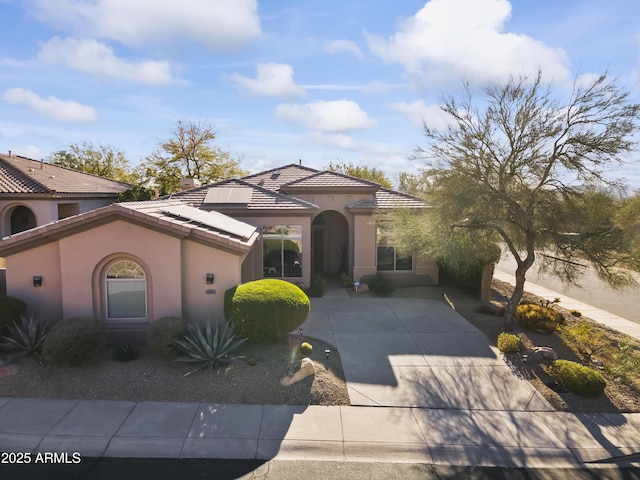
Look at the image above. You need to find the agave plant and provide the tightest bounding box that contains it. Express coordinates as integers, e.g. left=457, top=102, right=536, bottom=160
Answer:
left=174, top=319, right=247, bottom=376
left=0, top=314, right=51, bottom=366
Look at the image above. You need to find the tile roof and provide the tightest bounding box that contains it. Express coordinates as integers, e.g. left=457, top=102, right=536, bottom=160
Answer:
left=0, top=154, right=131, bottom=195
left=347, top=188, right=430, bottom=210
left=241, top=164, right=320, bottom=191
left=161, top=179, right=318, bottom=211
left=280, top=171, right=380, bottom=191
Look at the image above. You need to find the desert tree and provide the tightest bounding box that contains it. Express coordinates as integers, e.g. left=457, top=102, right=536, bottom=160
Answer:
left=49, top=141, right=134, bottom=184
left=412, top=71, right=640, bottom=330
left=140, top=120, right=246, bottom=195
left=325, top=160, right=393, bottom=189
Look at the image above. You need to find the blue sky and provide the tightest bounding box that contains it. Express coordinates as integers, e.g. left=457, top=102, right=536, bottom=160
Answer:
left=1, top=0, right=639, bottom=188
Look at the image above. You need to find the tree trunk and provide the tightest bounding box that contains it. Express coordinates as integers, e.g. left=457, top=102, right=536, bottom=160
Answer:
left=502, top=266, right=525, bottom=332
left=503, top=259, right=533, bottom=331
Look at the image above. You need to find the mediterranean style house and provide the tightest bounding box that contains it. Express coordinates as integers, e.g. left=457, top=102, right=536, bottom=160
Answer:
left=0, top=162, right=437, bottom=335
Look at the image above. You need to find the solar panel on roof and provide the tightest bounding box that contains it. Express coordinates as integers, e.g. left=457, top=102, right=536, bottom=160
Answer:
left=203, top=186, right=253, bottom=204
left=160, top=204, right=256, bottom=240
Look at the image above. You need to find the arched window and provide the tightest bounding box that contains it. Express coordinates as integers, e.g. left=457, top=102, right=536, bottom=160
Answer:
left=106, top=260, right=146, bottom=319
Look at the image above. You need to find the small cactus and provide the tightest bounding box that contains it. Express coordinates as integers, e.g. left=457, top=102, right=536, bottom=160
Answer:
left=112, top=343, right=139, bottom=362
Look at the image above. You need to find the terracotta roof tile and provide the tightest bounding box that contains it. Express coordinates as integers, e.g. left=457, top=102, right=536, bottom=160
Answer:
left=0, top=154, right=131, bottom=194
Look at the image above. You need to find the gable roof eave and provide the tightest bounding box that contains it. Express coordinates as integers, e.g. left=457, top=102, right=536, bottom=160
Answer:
left=0, top=202, right=258, bottom=257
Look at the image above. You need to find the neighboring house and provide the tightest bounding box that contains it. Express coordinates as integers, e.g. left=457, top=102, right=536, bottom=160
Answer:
left=0, top=163, right=437, bottom=335
left=0, top=152, right=131, bottom=238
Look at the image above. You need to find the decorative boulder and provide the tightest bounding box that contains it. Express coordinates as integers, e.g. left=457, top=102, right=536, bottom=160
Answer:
left=280, top=357, right=315, bottom=386
left=531, top=346, right=558, bottom=361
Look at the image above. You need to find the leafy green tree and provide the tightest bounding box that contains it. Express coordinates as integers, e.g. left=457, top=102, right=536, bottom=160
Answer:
left=140, top=120, right=246, bottom=195
left=411, top=71, right=640, bottom=330
left=397, top=171, right=429, bottom=196
left=325, top=161, right=393, bottom=189
left=49, top=141, right=134, bottom=184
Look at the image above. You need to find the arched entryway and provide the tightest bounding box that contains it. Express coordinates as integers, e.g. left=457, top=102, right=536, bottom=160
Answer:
left=10, top=205, right=37, bottom=234
left=311, top=210, right=349, bottom=274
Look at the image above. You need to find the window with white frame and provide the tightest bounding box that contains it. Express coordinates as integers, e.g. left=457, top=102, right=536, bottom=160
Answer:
left=263, top=225, right=303, bottom=278
left=106, top=260, right=147, bottom=318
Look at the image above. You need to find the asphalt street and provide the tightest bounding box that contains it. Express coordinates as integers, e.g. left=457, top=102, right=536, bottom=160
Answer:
left=496, top=251, right=640, bottom=325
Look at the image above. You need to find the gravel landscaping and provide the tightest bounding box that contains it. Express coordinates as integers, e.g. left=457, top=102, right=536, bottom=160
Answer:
left=0, top=337, right=350, bottom=406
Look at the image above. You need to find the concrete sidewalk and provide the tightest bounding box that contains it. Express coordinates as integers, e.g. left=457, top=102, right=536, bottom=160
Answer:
left=0, top=398, right=639, bottom=467
left=494, top=270, right=640, bottom=341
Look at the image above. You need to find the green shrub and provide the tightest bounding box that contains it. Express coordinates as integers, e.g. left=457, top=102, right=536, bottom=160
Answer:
left=308, top=273, right=325, bottom=298
left=43, top=317, right=106, bottom=366
left=367, top=274, right=394, bottom=297
left=516, top=304, right=564, bottom=334
left=174, top=320, right=247, bottom=376
left=475, top=304, right=495, bottom=315
left=147, top=316, right=187, bottom=359
left=546, top=359, right=606, bottom=397
left=606, top=340, right=640, bottom=380
left=225, top=279, right=310, bottom=342
left=559, top=322, right=610, bottom=361
left=112, top=343, right=139, bottom=362
left=497, top=332, right=521, bottom=353
left=300, top=341, right=313, bottom=356
left=340, top=273, right=354, bottom=288
left=0, top=314, right=52, bottom=365
left=0, top=296, right=26, bottom=336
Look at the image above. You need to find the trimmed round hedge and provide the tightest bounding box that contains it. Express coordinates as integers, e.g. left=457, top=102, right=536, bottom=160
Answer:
left=224, top=279, right=310, bottom=342
left=516, top=303, right=564, bottom=334
left=147, top=316, right=187, bottom=359
left=546, top=359, right=606, bottom=397
left=42, top=317, right=106, bottom=366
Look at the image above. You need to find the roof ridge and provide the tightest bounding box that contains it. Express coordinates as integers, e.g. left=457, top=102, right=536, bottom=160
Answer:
left=240, top=163, right=320, bottom=181
left=282, top=169, right=381, bottom=188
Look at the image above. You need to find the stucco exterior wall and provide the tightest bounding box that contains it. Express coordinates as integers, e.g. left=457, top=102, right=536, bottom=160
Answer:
left=352, top=213, right=377, bottom=281
left=58, top=220, right=182, bottom=321
left=181, top=239, right=242, bottom=322
left=5, top=242, right=63, bottom=321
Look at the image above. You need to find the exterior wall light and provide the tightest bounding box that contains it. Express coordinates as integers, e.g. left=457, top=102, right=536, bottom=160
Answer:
left=33, top=276, right=43, bottom=287
left=206, top=273, right=214, bottom=284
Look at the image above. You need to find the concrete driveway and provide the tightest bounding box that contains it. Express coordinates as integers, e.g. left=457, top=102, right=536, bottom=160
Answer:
left=300, top=296, right=553, bottom=411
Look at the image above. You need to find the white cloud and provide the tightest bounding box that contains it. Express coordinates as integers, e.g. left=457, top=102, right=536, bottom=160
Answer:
left=38, top=37, right=175, bottom=85
left=1, top=88, right=98, bottom=122
left=389, top=100, right=453, bottom=130
left=307, top=132, right=357, bottom=150
left=13, top=145, right=44, bottom=159
left=28, top=0, right=261, bottom=49
left=326, top=39, right=364, bottom=59
left=230, top=63, right=305, bottom=98
left=274, top=100, right=375, bottom=133
left=366, top=0, right=570, bottom=84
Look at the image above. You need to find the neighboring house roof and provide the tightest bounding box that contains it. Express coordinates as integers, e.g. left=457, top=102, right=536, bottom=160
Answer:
left=163, top=178, right=318, bottom=212
left=0, top=199, right=259, bottom=257
left=0, top=154, right=131, bottom=195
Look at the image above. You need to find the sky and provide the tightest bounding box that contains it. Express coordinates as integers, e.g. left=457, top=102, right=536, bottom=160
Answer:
left=1, top=0, right=640, bottom=189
